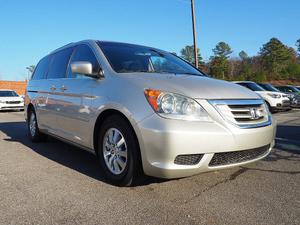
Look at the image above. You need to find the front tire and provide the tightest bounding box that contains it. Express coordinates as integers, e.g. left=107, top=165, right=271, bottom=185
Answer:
left=27, top=109, right=47, bottom=142
left=97, top=115, right=141, bottom=186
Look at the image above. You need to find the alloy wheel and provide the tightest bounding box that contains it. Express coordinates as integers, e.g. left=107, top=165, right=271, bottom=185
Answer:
left=102, top=128, right=128, bottom=175
left=29, top=112, right=37, bottom=137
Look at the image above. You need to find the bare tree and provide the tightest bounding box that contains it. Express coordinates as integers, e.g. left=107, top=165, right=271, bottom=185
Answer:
left=26, top=65, right=36, bottom=80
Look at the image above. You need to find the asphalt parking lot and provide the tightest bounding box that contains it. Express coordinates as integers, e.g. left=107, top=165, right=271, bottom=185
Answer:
left=0, top=110, right=299, bottom=225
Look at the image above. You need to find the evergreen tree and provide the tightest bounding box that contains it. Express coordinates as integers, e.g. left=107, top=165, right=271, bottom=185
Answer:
left=180, top=45, right=202, bottom=66
left=210, top=42, right=232, bottom=79
left=259, top=38, right=295, bottom=79
left=296, top=39, right=300, bottom=54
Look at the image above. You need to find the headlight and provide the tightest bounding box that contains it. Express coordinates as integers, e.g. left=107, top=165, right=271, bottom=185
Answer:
left=0, top=100, right=5, bottom=103
left=144, top=89, right=211, bottom=121
left=267, top=93, right=281, bottom=98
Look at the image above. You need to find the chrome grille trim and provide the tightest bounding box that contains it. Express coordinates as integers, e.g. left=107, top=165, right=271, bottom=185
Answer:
left=209, top=99, right=272, bottom=129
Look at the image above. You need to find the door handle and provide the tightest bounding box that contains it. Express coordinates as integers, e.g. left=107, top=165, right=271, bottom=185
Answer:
left=60, top=85, right=67, bottom=91
left=50, top=86, right=56, bottom=91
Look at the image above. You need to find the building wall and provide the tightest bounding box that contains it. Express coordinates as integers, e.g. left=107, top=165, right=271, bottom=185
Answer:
left=0, top=80, right=28, bottom=95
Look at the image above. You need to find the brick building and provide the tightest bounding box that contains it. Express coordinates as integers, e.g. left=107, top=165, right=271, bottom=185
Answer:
left=0, top=80, right=28, bottom=95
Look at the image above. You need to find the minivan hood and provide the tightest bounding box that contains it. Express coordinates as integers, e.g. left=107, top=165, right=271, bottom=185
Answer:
left=124, top=73, right=260, bottom=100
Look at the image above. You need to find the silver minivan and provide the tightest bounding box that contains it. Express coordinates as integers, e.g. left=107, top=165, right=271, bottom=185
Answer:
left=25, top=40, right=276, bottom=186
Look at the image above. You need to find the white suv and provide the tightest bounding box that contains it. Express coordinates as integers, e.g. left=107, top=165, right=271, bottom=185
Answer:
left=234, top=81, right=290, bottom=112
left=0, top=89, right=24, bottom=111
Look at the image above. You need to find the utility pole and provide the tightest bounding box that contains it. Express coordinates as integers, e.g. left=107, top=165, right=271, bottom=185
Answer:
left=191, top=0, right=199, bottom=68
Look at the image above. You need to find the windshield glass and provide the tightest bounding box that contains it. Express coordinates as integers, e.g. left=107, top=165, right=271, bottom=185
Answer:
left=238, top=82, right=265, bottom=91
left=0, top=91, right=18, bottom=97
left=278, top=86, right=298, bottom=93
left=98, top=42, right=204, bottom=76
left=289, top=86, right=300, bottom=92
left=258, top=83, right=280, bottom=92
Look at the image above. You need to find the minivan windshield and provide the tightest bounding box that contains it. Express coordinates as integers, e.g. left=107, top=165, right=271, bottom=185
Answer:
left=98, top=41, right=204, bottom=76
left=0, top=91, right=18, bottom=97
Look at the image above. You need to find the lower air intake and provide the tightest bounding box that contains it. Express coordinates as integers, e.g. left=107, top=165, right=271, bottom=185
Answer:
left=174, top=154, right=203, bottom=165
left=209, top=145, right=270, bottom=167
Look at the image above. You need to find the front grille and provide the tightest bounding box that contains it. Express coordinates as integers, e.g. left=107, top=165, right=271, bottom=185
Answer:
left=209, top=145, right=270, bottom=167
left=174, top=154, right=203, bottom=165
left=209, top=99, right=270, bottom=128
left=2, top=106, right=22, bottom=109
left=6, top=101, right=21, bottom=104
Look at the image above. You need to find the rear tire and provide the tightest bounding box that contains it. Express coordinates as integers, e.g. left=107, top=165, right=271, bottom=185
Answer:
left=27, top=108, right=47, bottom=142
left=97, top=115, right=141, bottom=186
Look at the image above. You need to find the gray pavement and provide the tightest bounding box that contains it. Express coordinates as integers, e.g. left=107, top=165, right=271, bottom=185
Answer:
left=0, top=110, right=299, bottom=225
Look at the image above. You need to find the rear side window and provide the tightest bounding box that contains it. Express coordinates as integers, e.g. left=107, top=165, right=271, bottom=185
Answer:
left=47, top=47, right=73, bottom=79
left=31, top=56, right=51, bottom=80
left=67, top=44, right=100, bottom=78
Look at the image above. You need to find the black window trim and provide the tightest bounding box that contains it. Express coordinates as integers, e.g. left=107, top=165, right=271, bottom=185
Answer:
left=67, top=43, right=102, bottom=79
left=45, top=46, right=75, bottom=80
left=32, top=43, right=103, bottom=80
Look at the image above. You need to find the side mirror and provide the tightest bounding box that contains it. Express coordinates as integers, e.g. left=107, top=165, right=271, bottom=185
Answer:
left=71, top=61, right=102, bottom=79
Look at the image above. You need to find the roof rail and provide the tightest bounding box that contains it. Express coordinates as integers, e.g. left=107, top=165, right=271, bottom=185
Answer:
left=50, top=42, right=75, bottom=54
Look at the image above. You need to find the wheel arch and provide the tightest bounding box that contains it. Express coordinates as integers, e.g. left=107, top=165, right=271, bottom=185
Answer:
left=26, top=103, right=35, bottom=120
left=93, top=109, right=142, bottom=164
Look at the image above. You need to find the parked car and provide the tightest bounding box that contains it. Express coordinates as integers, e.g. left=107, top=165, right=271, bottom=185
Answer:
left=257, top=83, right=283, bottom=93
left=233, top=81, right=290, bottom=112
left=25, top=40, right=276, bottom=186
left=275, top=85, right=300, bottom=108
left=257, top=83, right=292, bottom=110
left=276, top=85, right=300, bottom=94
left=0, top=89, right=24, bottom=111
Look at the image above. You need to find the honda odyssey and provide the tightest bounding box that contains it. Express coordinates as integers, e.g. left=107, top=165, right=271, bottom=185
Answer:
left=25, top=40, right=276, bottom=186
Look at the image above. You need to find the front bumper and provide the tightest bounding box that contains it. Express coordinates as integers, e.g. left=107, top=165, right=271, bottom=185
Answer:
left=270, top=99, right=291, bottom=110
left=274, top=100, right=291, bottom=110
left=135, top=113, right=276, bottom=179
